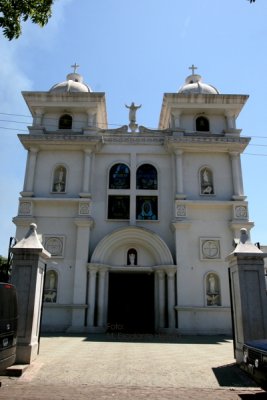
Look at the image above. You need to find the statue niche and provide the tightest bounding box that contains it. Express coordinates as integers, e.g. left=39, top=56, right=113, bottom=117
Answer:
left=206, top=273, right=221, bottom=306
left=200, top=167, right=214, bottom=195
left=127, top=248, right=138, bottom=266
left=52, top=166, right=66, bottom=193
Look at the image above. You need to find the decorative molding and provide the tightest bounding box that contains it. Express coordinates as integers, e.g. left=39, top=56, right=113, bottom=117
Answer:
left=103, top=136, right=165, bottom=144
left=18, top=201, right=33, bottom=216
left=200, top=238, right=221, bottom=260
left=79, top=201, right=92, bottom=216
left=43, top=235, right=65, bottom=257
left=175, top=203, right=186, bottom=218
left=12, top=216, right=37, bottom=227
left=74, top=217, right=94, bottom=228
left=234, top=205, right=248, bottom=219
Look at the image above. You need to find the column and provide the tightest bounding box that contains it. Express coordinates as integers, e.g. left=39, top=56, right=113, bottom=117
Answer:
left=71, top=219, right=93, bottom=328
left=81, top=149, right=92, bottom=196
left=174, top=150, right=185, bottom=199
left=87, top=112, right=96, bottom=128
left=225, top=112, right=236, bottom=130
left=230, top=152, right=244, bottom=199
left=167, top=270, right=176, bottom=329
left=157, top=270, right=166, bottom=329
left=87, top=266, right=98, bottom=327
left=23, top=147, right=38, bottom=195
left=173, top=111, right=181, bottom=129
left=97, top=268, right=107, bottom=327
left=33, top=108, right=44, bottom=126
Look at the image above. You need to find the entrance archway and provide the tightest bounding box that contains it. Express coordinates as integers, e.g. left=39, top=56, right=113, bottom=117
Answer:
left=88, top=227, right=176, bottom=332
left=108, top=272, right=154, bottom=333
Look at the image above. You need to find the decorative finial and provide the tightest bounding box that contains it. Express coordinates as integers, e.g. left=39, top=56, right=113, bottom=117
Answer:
left=71, top=62, right=80, bottom=74
left=30, top=223, right=37, bottom=232
left=189, top=64, right=197, bottom=75
left=240, top=228, right=249, bottom=244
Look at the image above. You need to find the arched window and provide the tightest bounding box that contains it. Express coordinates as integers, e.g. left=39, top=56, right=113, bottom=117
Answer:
left=206, top=273, right=221, bottom=306
left=44, top=270, right=58, bottom=303
left=58, top=114, right=72, bottom=129
left=109, top=163, right=130, bottom=189
left=52, top=165, right=66, bottom=193
left=196, top=116, right=209, bottom=132
left=199, top=167, right=214, bottom=195
left=127, top=248, right=137, bottom=266
left=136, top=164, right=157, bottom=190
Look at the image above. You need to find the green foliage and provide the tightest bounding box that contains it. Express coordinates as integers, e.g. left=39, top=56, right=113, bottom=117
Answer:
left=0, top=255, right=7, bottom=265
left=0, top=255, right=9, bottom=282
left=0, top=0, right=53, bottom=40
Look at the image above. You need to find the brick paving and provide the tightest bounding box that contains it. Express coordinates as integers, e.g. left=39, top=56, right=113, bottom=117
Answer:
left=0, top=334, right=266, bottom=399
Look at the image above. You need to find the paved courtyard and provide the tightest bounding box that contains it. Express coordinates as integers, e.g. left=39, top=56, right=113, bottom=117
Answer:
left=0, top=334, right=266, bottom=399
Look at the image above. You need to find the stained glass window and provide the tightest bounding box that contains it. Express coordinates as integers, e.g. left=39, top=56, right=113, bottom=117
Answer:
left=136, top=196, right=157, bottom=220
left=108, top=196, right=130, bottom=219
left=109, top=164, right=130, bottom=189
left=136, top=164, right=157, bottom=190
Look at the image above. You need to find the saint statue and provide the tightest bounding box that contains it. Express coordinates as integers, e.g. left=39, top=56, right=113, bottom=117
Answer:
left=138, top=200, right=156, bottom=220
left=125, top=102, right=142, bottom=124
left=129, top=253, right=135, bottom=266
left=208, top=274, right=216, bottom=294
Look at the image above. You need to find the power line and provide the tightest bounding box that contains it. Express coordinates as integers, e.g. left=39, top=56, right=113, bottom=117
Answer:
left=1, top=111, right=267, bottom=140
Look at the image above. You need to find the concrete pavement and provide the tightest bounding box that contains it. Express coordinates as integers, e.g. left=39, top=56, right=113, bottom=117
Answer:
left=0, top=334, right=266, bottom=399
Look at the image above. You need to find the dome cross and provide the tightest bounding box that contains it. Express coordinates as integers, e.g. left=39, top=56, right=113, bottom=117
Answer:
left=71, top=62, right=80, bottom=73
left=189, top=64, right=197, bottom=75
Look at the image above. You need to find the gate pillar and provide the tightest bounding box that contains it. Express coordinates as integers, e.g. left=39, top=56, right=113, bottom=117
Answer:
left=227, top=228, right=267, bottom=363
left=11, top=223, right=50, bottom=364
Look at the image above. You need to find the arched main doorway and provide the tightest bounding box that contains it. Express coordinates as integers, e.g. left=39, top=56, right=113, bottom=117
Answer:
left=108, top=272, right=154, bottom=333
left=88, top=226, right=176, bottom=333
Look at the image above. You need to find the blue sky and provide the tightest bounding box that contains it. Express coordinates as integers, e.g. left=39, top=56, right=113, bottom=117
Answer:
left=0, top=0, right=266, bottom=256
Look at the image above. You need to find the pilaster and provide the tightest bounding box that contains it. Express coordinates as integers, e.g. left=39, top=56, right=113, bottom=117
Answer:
left=80, top=148, right=92, bottom=197
left=71, top=218, right=94, bottom=328
left=229, top=151, right=245, bottom=200
left=21, top=147, right=39, bottom=197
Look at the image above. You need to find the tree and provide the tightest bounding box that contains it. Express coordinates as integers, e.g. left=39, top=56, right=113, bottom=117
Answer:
left=0, top=0, right=53, bottom=40
left=0, top=255, right=9, bottom=282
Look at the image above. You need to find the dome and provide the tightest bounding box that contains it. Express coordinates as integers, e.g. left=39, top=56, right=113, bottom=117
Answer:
left=178, top=73, right=219, bottom=95
left=49, top=72, right=92, bottom=93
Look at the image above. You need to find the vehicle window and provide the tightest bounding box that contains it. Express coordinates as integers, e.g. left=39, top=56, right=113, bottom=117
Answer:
left=0, top=284, right=18, bottom=320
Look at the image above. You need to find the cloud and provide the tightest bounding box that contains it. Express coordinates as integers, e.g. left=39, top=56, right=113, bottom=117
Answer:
left=20, top=0, right=75, bottom=49
left=0, top=0, right=75, bottom=256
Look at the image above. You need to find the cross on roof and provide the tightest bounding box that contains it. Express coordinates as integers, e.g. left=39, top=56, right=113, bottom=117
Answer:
left=189, top=64, right=197, bottom=75
left=71, top=63, right=80, bottom=73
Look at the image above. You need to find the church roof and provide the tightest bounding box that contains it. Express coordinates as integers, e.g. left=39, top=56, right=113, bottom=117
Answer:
left=178, top=65, right=219, bottom=95
left=178, top=73, right=219, bottom=95
left=49, top=72, right=92, bottom=93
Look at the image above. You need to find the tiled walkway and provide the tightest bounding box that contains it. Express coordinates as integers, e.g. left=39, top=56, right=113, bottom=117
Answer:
left=0, top=334, right=265, bottom=399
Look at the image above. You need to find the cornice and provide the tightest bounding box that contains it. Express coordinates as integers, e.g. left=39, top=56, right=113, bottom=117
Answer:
left=18, top=130, right=250, bottom=152
left=102, top=135, right=165, bottom=145
left=165, top=135, right=250, bottom=153
left=18, top=133, right=102, bottom=151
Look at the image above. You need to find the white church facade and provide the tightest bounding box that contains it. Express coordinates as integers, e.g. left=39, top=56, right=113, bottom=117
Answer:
left=13, top=66, right=253, bottom=334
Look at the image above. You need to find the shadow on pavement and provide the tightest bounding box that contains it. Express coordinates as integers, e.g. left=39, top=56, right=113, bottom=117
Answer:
left=212, top=363, right=258, bottom=388
left=238, top=394, right=267, bottom=399
left=81, top=333, right=233, bottom=345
